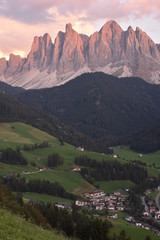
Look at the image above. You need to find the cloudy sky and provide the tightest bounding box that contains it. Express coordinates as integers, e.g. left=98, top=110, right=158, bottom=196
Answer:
left=0, top=0, right=160, bottom=59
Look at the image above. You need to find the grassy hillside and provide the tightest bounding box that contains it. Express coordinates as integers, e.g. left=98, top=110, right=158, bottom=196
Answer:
left=98, top=180, right=135, bottom=194
left=114, top=146, right=160, bottom=169
left=0, top=122, right=100, bottom=194
left=1, top=122, right=160, bottom=240
left=23, top=193, right=72, bottom=204
left=0, top=122, right=159, bottom=198
left=0, top=90, right=101, bottom=153
left=0, top=208, right=68, bottom=240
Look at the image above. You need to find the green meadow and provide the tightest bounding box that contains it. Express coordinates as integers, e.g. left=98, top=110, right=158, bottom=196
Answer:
left=114, top=146, right=160, bottom=176
left=100, top=212, right=160, bottom=240
left=24, top=170, right=95, bottom=194
left=114, top=146, right=160, bottom=167
left=110, top=214, right=159, bottom=240
left=23, top=192, right=72, bottom=204
left=97, top=180, right=135, bottom=194
left=1, top=122, right=160, bottom=239
left=0, top=122, right=159, bottom=195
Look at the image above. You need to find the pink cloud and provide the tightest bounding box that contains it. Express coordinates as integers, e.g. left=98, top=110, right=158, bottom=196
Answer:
left=1, top=0, right=160, bottom=24
left=1, top=0, right=160, bottom=59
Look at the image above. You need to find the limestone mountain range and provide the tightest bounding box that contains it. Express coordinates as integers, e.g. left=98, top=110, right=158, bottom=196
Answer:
left=1, top=20, right=160, bottom=89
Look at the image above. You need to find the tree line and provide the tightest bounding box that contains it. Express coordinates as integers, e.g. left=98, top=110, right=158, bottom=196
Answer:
left=0, top=148, right=27, bottom=165
left=23, top=141, right=50, bottom=151
left=75, top=156, right=148, bottom=184
left=47, top=153, right=64, bottom=168
left=3, top=176, right=75, bottom=200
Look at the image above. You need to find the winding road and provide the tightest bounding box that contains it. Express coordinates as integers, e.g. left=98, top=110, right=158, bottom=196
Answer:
left=155, top=192, right=160, bottom=210
left=141, top=196, right=152, bottom=217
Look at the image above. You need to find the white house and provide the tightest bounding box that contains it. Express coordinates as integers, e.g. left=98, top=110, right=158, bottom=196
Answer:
left=95, top=204, right=104, bottom=211
left=108, top=203, right=115, bottom=211
left=155, top=211, right=160, bottom=220
left=143, top=211, right=149, bottom=217
left=76, top=147, right=84, bottom=152
left=72, top=166, right=81, bottom=172
left=75, top=200, right=88, bottom=207
left=136, top=222, right=142, bottom=227
left=88, top=190, right=105, bottom=199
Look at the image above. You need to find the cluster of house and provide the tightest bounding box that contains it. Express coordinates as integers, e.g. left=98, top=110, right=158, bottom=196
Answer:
left=125, top=215, right=160, bottom=236
left=143, top=199, right=160, bottom=220
left=75, top=190, right=126, bottom=212
left=143, top=188, right=160, bottom=221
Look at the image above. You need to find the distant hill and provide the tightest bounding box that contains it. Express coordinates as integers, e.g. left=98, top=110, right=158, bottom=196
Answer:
left=0, top=81, right=25, bottom=95
left=17, top=72, right=160, bottom=147
left=0, top=90, right=101, bottom=152
left=130, top=118, right=160, bottom=153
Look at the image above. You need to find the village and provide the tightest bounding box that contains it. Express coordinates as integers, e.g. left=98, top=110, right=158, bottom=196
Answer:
left=54, top=188, right=160, bottom=237
left=75, top=190, right=125, bottom=212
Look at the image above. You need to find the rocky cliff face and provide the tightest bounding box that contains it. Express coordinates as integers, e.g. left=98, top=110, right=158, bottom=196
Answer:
left=1, top=20, right=160, bottom=89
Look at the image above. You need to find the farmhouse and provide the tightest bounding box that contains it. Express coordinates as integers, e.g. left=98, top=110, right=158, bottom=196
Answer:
left=75, top=147, right=84, bottom=152
left=110, top=213, right=118, bottom=219
left=114, top=191, right=121, bottom=196
left=75, top=200, right=88, bottom=207
left=55, top=202, right=72, bottom=211
left=72, top=166, right=81, bottom=172
left=95, top=204, right=104, bottom=211
left=118, top=195, right=126, bottom=202
left=149, top=206, right=156, bottom=213
left=142, top=224, right=150, bottom=230
left=110, top=194, right=117, bottom=200
left=145, top=189, right=151, bottom=195
left=125, top=216, right=134, bottom=222
left=143, top=211, right=149, bottom=217
left=116, top=202, right=124, bottom=211
left=85, top=190, right=105, bottom=199
left=155, top=211, right=160, bottom=220
left=136, top=222, right=142, bottom=227
left=108, top=203, right=115, bottom=211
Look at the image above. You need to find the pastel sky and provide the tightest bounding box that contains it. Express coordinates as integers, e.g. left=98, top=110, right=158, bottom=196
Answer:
left=0, top=0, right=160, bottom=59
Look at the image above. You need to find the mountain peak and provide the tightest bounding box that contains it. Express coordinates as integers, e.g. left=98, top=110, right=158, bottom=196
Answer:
left=136, top=27, right=143, bottom=33
left=1, top=20, right=160, bottom=89
left=127, top=26, right=134, bottom=31
left=43, top=33, right=51, bottom=40
left=100, top=20, right=123, bottom=34
left=65, top=23, right=73, bottom=33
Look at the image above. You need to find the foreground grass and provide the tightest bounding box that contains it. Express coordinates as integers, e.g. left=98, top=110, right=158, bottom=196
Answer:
left=0, top=208, right=68, bottom=240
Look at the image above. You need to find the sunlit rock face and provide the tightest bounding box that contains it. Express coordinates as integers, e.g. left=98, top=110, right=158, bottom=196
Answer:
left=1, top=20, right=160, bottom=89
